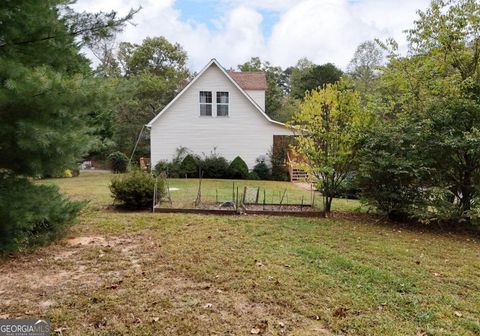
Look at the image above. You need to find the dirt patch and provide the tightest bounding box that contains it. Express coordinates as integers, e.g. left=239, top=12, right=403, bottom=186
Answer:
left=65, top=236, right=107, bottom=246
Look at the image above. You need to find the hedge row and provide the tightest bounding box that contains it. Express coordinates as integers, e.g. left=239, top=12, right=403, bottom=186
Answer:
left=153, top=152, right=288, bottom=181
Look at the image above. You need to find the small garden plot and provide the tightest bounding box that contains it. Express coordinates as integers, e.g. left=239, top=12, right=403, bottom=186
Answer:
left=154, top=179, right=324, bottom=217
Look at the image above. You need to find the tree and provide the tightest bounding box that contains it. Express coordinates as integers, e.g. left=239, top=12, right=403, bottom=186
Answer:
left=347, top=41, right=384, bottom=98
left=289, top=61, right=343, bottom=100
left=0, top=0, right=135, bottom=251
left=359, top=0, right=480, bottom=223
left=0, top=0, right=135, bottom=176
left=290, top=82, right=370, bottom=213
left=113, top=37, right=190, bottom=157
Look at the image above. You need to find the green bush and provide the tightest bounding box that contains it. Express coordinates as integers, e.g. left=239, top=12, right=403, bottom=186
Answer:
left=228, top=156, right=249, bottom=179
left=108, top=151, right=129, bottom=173
left=0, top=172, right=84, bottom=254
left=110, top=170, right=162, bottom=210
left=332, top=175, right=361, bottom=200
left=247, top=171, right=260, bottom=180
left=154, top=160, right=181, bottom=177
left=199, top=153, right=229, bottom=178
left=269, top=147, right=289, bottom=181
left=180, top=154, right=198, bottom=178
left=253, top=159, right=271, bottom=180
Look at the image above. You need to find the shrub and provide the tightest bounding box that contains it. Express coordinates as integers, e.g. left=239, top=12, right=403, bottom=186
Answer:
left=0, top=172, right=84, bottom=254
left=332, top=175, right=361, bottom=200
left=253, top=159, right=271, bottom=180
left=180, top=154, right=198, bottom=178
left=199, top=153, right=229, bottom=178
left=228, top=156, right=249, bottom=179
left=153, top=160, right=181, bottom=177
left=269, top=147, right=289, bottom=181
left=247, top=171, right=260, bottom=180
left=110, top=170, right=162, bottom=210
left=108, top=151, right=129, bottom=173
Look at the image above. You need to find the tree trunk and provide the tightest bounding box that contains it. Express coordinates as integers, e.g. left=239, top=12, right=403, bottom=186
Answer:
left=323, top=195, right=333, bottom=214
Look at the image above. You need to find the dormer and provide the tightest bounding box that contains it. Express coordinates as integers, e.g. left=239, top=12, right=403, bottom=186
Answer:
left=228, top=71, right=267, bottom=111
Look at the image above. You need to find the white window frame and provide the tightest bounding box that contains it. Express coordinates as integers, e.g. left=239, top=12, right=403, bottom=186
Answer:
left=199, top=91, right=212, bottom=116
left=216, top=91, right=229, bottom=117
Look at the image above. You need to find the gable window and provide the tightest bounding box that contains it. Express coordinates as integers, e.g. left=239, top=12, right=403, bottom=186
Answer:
left=216, top=92, right=229, bottom=117
left=200, top=91, right=212, bottom=116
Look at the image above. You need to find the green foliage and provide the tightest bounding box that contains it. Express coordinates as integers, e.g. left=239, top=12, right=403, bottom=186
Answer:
left=269, top=146, right=289, bottom=181
left=228, top=156, right=249, bottom=179
left=0, top=173, right=84, bottom=253
left=290, top=81, right=371, bottom=212
left=0, top=0, right=134, bottom=252
left=154, top=160, right=176, bottom=178
left=289, top=60, right=343, bottom=100
left=199, top=152, right=230, bottom=179
left=0, top=1, right=134, bottom=177
left=347, top=41, right=384, bottom=99
left=358, top=0, right=480, bottom=223
left=108, top=151, right=129, bottom=173
left=101, top=37, right=191, bottom=158
left=357, top=123, right=430, bottom=219
left=247, top=171, right=260, bottom=180
left=110, top=170, right=159, bottom=210
left=253, top=159, right=271, bottom=180
left=180, top=154, right=198, bottom=178
left=153, top=147, right=192, bottom=178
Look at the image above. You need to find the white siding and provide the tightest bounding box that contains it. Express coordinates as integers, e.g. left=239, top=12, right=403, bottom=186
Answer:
left=245, top=90, right=265, bottom=111
left=150, top=63, right=292, bottom=169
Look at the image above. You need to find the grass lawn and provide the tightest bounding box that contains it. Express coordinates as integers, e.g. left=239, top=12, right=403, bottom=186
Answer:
left=1, top=171, right=479, bottom=335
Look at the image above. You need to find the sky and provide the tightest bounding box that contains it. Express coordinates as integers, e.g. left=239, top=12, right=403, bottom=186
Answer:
left=72, top=0, right=431, bottom=71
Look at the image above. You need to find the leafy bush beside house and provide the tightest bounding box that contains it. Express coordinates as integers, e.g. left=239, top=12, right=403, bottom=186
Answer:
left=110, top=170, right=163, bottom=210
left=228, top=156, right=249, bottom=179
left=180, top=154, right=199, bottom=177
left=269, top=147, right=289, bottom=181
left=198, top=152, right=230, bottom=178
left=253, top=159, right=271, bottom=180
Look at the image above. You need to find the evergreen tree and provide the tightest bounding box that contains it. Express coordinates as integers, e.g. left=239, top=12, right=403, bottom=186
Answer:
left=0, top=0, right=135, bottom=251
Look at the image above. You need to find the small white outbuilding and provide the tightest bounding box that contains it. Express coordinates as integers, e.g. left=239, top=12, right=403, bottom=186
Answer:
left=146, top=59, right=293, bottom=169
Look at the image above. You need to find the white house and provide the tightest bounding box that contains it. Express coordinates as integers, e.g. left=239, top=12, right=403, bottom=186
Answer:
left=146, top=59, right=293, bottom=169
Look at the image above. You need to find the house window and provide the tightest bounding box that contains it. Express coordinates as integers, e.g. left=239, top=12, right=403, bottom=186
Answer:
left=200, top=91, right=212, bottom=116
left=216, top=92, right=229, bottom=117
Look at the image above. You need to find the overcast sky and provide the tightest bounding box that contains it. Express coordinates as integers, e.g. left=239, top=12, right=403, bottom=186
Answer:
left=73, top=0, right=431, bottom=71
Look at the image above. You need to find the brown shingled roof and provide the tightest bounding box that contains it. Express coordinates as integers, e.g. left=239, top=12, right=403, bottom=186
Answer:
left=228, top=71, right=267, bottom=90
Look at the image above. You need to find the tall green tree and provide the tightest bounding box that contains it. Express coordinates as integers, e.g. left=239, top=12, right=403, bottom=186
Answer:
left=0, top=0, right=135, bottom=176
left=289, top=61, right=343, bottom=100
left=0, top=0, right=135, bottom=251
left=347, top=41, right=384, bottom=99
left=289, top=82, right=371, bottom=213
left=359, top=0, right=480, bottom=222
left=113, top=37, right=190, bottom=157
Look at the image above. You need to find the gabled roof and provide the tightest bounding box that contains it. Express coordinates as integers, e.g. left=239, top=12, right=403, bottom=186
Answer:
left=228, top=71, right=267, bottom=90
left=146, top=58, right=287, bottom=128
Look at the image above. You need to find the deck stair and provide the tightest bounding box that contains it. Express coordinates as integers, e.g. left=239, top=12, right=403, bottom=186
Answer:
left=287, top=150, right=309, bottom=182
